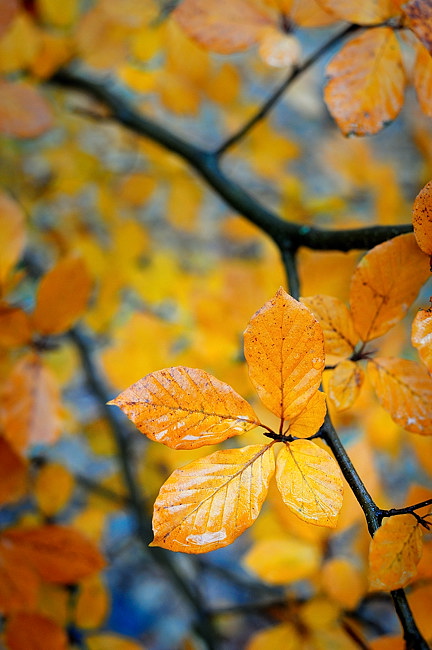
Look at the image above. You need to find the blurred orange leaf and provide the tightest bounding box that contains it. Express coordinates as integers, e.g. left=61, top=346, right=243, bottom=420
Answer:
left=301, top=294, right=358, bottom=365
left=324, top=28, right=405, bottom=136
left=109, top=366, right=260, bottom=449
left=368, top=357, right=432, bottom=434
left=0, top=0, right=18, bottom=36
left=0, top=192, right=26, bottom=288
left=403, top=0, right=432, bottom=54
left=0, top=437, right=27, bottom=506
left=412, top=306, right=432, bottom=373
left=413, top=179, right=432, bottom=256
left=369, top=514, right=423, bottom=590
left=321, top=557, right=366, bottom=609
left=349, top=233, right=430, bottom=342
left=4, top=612, right=68, bottom=650
left=32, top=256, right=92, bottom=335
left=244, top=287, right=325, bottom=420
left=151, top=444, right=275, bottom=552
left=0, top=552, right=39, bottom=614
left=275, top=440, right=343, bottom=527
left=0, top=80, right=54, bottom=138
left=246, top=623, right=300, bottom=650
left=0, top=305, right=32, bottom=347
left=328, top=360, right=364, bottom=411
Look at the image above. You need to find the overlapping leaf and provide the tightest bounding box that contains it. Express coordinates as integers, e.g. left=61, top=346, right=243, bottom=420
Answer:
left=413, top=179, right=432, bottom=256
left=151, top=444, right=275, bottom=552
left=369, top=515, right=423, bottom=590
left=402, top=0, right=432, bottom=55
left=328, top=360, right=364, bottom=411
left=244, top=287, right=324, bottom=421
left=324, top=28, right=405, bottom=136
left=349, top=233, right=430, bottom=342
left=412, top=307, right=432, bottom=373
left=317, top=0, right=396, bottom=24
left=109, top=366, right=260, bottom=449
left=275, top=440, right=343, bottom=527
left=368, top=358, right=432, bottom=434
left=287, top=390, right=327, bottom=438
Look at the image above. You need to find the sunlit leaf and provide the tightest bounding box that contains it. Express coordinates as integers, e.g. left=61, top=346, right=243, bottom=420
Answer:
left=109, top=366, right=259, bottom=449
left=151, top=444, right=275, bottom=553
left=349, top=233, right=430, bottom=342
left=412, top=179, right=432, bottom=256
left=34, top=463, right=74, bottom=517
left=0, top=437, right=27, bottom=506
left=276, top=0, right=337, bottom=27
left=368, top=357, right=432, bottom=434
left=412, top=43, right=432, bottom=119
left=0, top=192, right=26, bottom=287
left=2, top=525, right=105, bottom=583
left=32, top=256, right=92, bottom=336
left=369, top=514, right=423, bottom=590
left=288, top=390, right=327, bottom=438
left=324, top=28, right=405, bottom=136
left=5, top=612, right=68, bottom=650
left=275, top=440, right=343, bottom=527
left=301, top=295, right=358, bottom=365
left=244, top=287, right=325, bottom=421
left=243, top=536, right=320, bottom=585
left=403, top=0, right=432, bottom=54
left=328, top=360, right=364, bottom=411
left=0, top=80, right=54, bottom=138
left=412, top=306, right=432, bottom=373
left=317, top=0, right=396, bottom=24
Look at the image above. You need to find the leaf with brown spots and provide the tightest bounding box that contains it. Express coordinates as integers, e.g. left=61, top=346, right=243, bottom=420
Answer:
left=403, top=0, right=432, bottom=55
left=413, top=179, right=432, bottom=256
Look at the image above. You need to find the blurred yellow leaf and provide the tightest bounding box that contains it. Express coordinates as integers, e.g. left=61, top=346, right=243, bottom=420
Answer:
left=0, top=192, right=26, bottom=288
left=34, top=462, right=74, bottom=517
left=75, top=575, right=110, bottom=630
left=243, top=536, right=320, bottom=584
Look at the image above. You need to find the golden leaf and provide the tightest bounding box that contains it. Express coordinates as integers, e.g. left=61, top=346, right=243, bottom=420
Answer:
left=412, top=179, right=432, bottom=256
left=0, top=192, right=26, bottom=287
left=412, top=306, right=432, bottom=373
left=243, top=536, right=320, bottom=585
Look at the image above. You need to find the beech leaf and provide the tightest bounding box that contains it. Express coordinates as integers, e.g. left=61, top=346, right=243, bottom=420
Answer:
left=243, top=536, right=320, bottom=585
left=275, top=439, right=343, bottom=528
left=368, top=357, right=432, bottom=434
left=413, top=179, right=432, bottom=256
left=369, top=515, right=423, bottom=590
left=151, top=444, right=275, bottom=553
left=244, top=287, right=325, bottom=421
left=412, top=306, right=432, bottom=373
left=109, top=366, right=260, bottom=449
left=349, top=233, right=430, bottom=342
left=412, top=43, right=432, bottom=119
left=287, top=390, right=327, bottom=438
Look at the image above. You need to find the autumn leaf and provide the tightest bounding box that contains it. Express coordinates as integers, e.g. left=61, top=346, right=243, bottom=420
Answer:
left=369, top=514, right=423, bottom=590
left=86, top=634, right=144, bottom=650
left=301, top=294, right=358, bottom=365
left=0, top=545, right=39, bottom=614
left=0, top=0, right=18, bottom=37
left=412, top=43, right=432, bottom=119
left=0, top=305, right=32, bottom=347
left=109, top=366, right=260, bottom=449
left=4, top=612, right=68, bottom=650
left=0, top=80, right=54, bottom=138
left=402, top=0, right=432, bottom=55
left=324, top=28, right=405, bottom=136
left=368, top=357, right=432, bottom=434
left=349, top=233, right=430, bottom=342
left=275, top=439, right=343, bottom=527
left=287, top=390, right=327, bottom=438
left=75, top=575, right=109, bottom=630
left=412, top=306, right=432, bottom=373
left=321, top=557, right=367, bottom=610
left=32, top=256, right=92, bottom=336
left=316, top=0, right=397, bottom=24
left=246, top=623, right=301, bottom=650
left=0, top=437, right=27, bottom=506
left=328, top=360, right=364, bottom=411
left=0, top=192, right=26, bottom=288
left=34, top=462, right=74, bottom=517
left=243, top=536, right=320, bottom=584
left=244, top=287, right=325, bottom=421
left=151, top=444, right=275, bottom=552
left=413, top=179, right=432, bottom=256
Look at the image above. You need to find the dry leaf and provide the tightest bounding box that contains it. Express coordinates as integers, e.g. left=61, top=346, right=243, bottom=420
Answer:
left=109, top=366, right=259, bottom=449
left=412, top=179, right=432, bottom=256
left=412, top=307, right=432, bottom=373
left=403, top=0, right=432, bottom=54
left=151, top=444, right=275, bottom=552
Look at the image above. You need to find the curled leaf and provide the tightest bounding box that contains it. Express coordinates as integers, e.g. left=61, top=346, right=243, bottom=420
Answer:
left=151, top=444, right=275, bottom=553
left=109, top=366, right=259, bottom=449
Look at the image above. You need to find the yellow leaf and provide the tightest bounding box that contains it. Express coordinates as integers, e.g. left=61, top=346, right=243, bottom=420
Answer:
left=412, top=306, right=432, bottom=373
left=36, top=0, right=78, bottom=27
left=412, top=178, right=432, bottom=256
left=287, top=390, right=327, bottom=438
left=0, top=192, right=26, bottom=288
left=75, top=575, right=109, bottom=630
left=349, top=233, right=430, bottom=342
left=276, top=440, right=343, bottom=527
left=369, top=514, right=423, bottom=590
left=324, top=28, right=405, bottom=136
left=403, top=0, right=432, bottom=54
left=368, top=357, right=432, bottom=434
left=317, top=0, right=396, bottom=24
left=0, top=80, right=53, bottom=138
left=328, top=360, right=364, bottom=411
left=151, top=444, right=275, bottom=553
left=321, top=557, right=367, bottom=609
left=244, top=287, right=325, bottom=421
left=87, top=634, right=145, bottom=650
left=243, top=536, right=320, bottom=585
left=301, top=295, right=358, bottom=366
left=246, top=622, right=300, bottom=650
left=109, top=366, right=259, bottom=449
left=34, top=462, right=74, bottom=517
left=32, top=256, right=92, bottom=335
left=0, top=12, right=40, bottom=74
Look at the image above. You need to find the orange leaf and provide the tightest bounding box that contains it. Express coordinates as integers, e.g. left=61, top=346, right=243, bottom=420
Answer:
left=2, top=525, right=105, bottom=583
left=412, top=43, right=432, bottom=119
left=316, top=0, right=397, bottom=24
left=328, top=360, right=364, bottom=411
left=246, top=623, right=300, bottom=650
left=0, top=0, right=18, bottom=37
left=287, top=390, right=327, bottom=438
left=0, top=437, right=27, bottom=506
left=412, top=306, right=432, bottom=373
left=0, top=544, right=39, bottom=614
left=324, top=28, right=405, bottom=136
left=173, top=0, right=273, bottom=54
left=243, top=536, right=320, bottom=585
left=244, top=288, right=325, bottom=421
left=301, top=295, right=358, bottom=365
left=0, top=80, right=54, bottom=138
left=275, top=440, right=343, bottom=527
left=0, top=192, right=26, bottom=287
left=321, top=557, right=366, bottom=610
left=109, top=366, right=259, bottom=449
left=403, top=0, right=432, bottom=54
left=0, top=353, right=62, bottom=453
left=369, top=514, right=423, bottom=590
left=151, top=444, right=275, bottom=553
left=276, top=0, right=337, bottom=27
left=412, top=179, right=432, bottom=256
left=5, top=612, right=68, bottom=650
left=32, top=256, right=92, bottom=335
left=368, top=357, right=432, bottom=434
left=370, top=637, right=405, bottom=650
left=349, top=233, right=430, bottom=342
left=0, top=305, right=32, bottom=347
